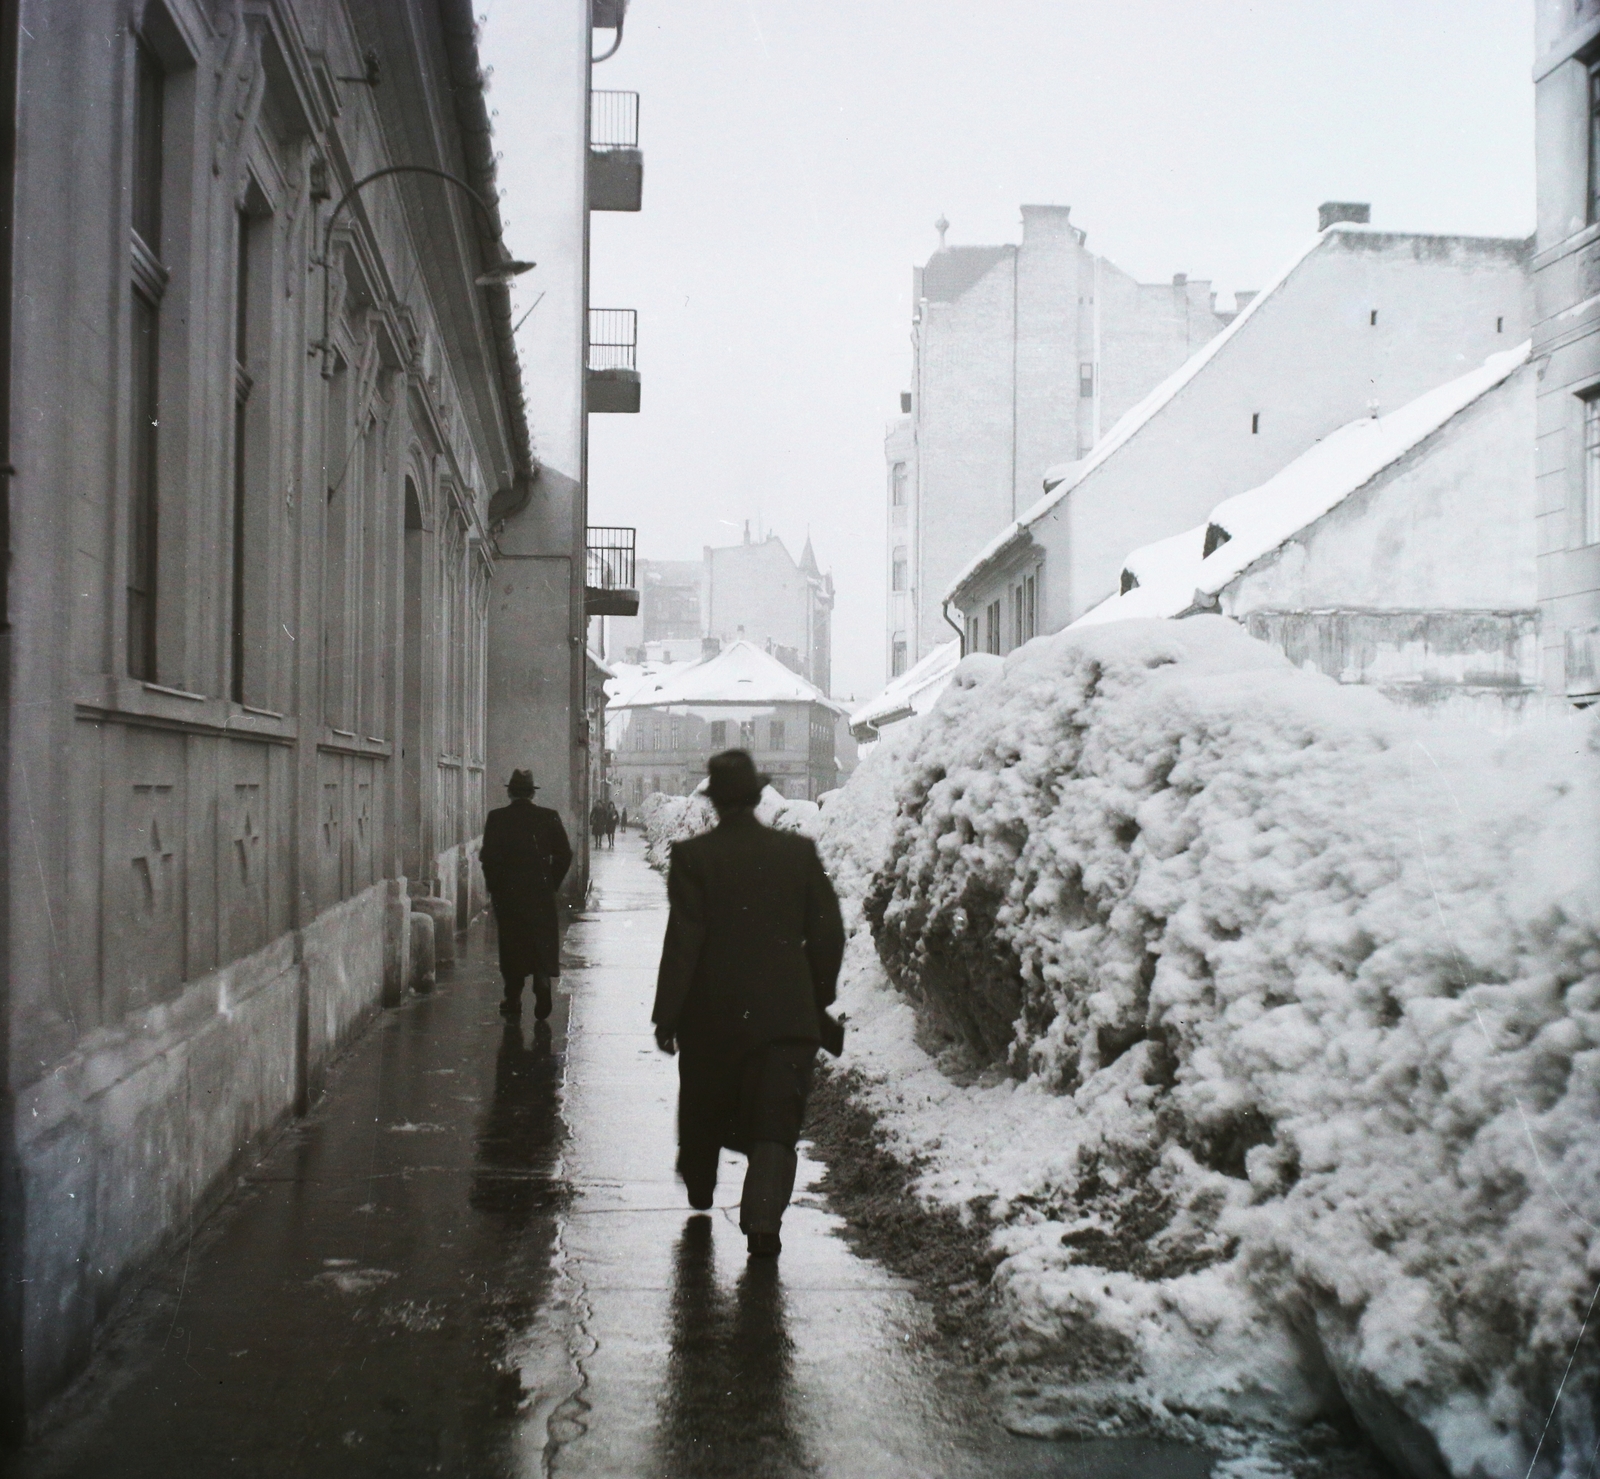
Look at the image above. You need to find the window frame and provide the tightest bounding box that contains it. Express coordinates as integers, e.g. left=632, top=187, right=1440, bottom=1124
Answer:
left=1583, top=389, right=1600, bottom=546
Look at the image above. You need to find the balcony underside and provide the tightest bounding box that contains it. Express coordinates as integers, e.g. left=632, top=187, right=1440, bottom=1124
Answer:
left=589, top=148, right=643, bottom=211
left=587, top=368, right=640, bottom=413
left=585, top=586, right=640, bottom=617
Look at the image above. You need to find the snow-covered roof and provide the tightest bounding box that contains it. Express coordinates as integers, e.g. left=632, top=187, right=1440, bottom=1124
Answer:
left=604, top=660, right=698, bottom=709
left=849, top=640, right=961, bottom=737
left=610, top=639, right=846, bottom=713
left=1071, top=341, right=1531, bottom=628
left=943, top=223, right=1379, bottom=605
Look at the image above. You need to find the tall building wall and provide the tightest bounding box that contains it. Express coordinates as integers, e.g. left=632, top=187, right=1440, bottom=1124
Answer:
left=1532, top=0, right=1600, bottom=700
left=897, top=206, right=1232, bottom=663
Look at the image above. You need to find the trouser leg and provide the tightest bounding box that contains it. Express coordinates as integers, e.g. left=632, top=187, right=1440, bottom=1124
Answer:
left=740, top=1141, right=798, bottom=1236
left=501, top=971, right=524, bottom=1003
left=532, top=972, right=553, bottom=1020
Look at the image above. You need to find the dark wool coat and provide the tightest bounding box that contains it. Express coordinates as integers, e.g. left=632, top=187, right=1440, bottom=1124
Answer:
left=480, top=800, right=573, bottom=979
left=652, top=812, right=845, bottom=1056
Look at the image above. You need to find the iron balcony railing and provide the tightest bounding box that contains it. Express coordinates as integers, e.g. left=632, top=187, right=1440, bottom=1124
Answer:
left=587, top=308, right=637, bottom=374
left=590, top=90, right=639, bottom=151
left=587, top=526, right=637, bottom=593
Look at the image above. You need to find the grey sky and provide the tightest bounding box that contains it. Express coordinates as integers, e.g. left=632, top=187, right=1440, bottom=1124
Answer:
left=481, top=1, right=1534, bottom=700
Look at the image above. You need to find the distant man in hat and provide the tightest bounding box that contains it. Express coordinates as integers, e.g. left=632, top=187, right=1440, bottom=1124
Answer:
left=481, top=770, right=573, bottom=1021
left=652, top=750, right=845, bottom=1257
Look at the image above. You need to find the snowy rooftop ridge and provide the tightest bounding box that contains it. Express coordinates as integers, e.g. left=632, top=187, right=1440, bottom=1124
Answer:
left=1070, top=339, right=1531, bottom=629
left=609, top=639, right=847, bottom=713
left=849, top=640, right=961, bottom=736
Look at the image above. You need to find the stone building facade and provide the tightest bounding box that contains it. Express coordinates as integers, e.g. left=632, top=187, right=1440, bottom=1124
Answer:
left=1532, top=0, right=1600, bottom=702
left=0, top=0, right=571, bottom=1426
left=949, top=215, right=1531, bottom=648
left=891, top=205, right=1235, bottom=666
left=702, top=531, right=834, bottom=693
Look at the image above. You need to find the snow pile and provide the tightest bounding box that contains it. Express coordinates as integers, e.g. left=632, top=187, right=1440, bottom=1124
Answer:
left=640, top=786, right=823, bottom=873
left=821, top=617, right=1599, bottom=1476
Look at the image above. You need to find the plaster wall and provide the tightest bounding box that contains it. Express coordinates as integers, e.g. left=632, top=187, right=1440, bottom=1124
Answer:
left=1533, top=28, right=1600, bottom=696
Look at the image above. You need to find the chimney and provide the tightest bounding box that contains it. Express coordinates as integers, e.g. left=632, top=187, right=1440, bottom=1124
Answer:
left=1318, top=201, right=1371, bottom=231
left=1172, top=272, right=1188, bottom=289
left=1235, top=289, right=1258, bottom=312
left=1020, top=204, right=1075, bottom=243
left=701, top=636, right=720, bottom=660
left=899, top=392, right=911, bottom=413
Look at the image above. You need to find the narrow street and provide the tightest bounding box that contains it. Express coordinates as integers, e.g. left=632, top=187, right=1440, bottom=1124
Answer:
left=18, top=837, right=1212, bottom=1478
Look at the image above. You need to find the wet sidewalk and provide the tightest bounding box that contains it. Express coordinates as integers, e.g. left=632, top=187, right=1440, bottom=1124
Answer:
left=17, top=835, right=1213, bottom=1478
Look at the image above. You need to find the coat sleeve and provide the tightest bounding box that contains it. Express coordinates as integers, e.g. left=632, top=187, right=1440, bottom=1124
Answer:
left=544, top=813, right=574, bottom=890
left=479, top=811, right=504, bottom=896
left=652, top=846, right=707, bottom=1032
left=803, top=841, right=845, bottom=1011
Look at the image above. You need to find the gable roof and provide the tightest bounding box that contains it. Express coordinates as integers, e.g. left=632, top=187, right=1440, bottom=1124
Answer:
left=611, top=640, right=846, bottom=712
left=922, top=246, right=1014, bottom=303
left=1070, top=341, right=1531, bottom=629
left=849, top=640, right=961, bottom=738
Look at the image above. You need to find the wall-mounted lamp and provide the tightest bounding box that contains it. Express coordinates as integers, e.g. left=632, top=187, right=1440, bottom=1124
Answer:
left=313, top=163, right=534, bottom=375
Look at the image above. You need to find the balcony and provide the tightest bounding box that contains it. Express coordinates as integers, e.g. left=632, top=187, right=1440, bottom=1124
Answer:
left=587, top=308, right=640, bottom=413
left=586, top=526, right=639, bottom=616
left=589, top=90, right=642, bottom=212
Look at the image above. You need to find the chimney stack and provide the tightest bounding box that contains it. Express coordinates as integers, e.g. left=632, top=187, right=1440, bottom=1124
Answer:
left=1020, top=204, right=1076, bottom=243
left=1172, top=272, right=1188, bottom=289
left=1318, top=201, right=1371, bottom=231
left=701, top=636, right=720, bottom=660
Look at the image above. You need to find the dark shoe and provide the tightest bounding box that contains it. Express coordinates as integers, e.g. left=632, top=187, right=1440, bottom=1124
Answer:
left=687, top=1185, right=714, bottom=1212
left=533, top=979, right=553, bottom=1020
left=499, top=998, right=521, bottom=1020
left=747, top=1231, right=781, bottom=1258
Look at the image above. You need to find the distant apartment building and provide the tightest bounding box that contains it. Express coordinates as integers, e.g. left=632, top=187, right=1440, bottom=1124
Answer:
left=703, top=529, right=834, bottom=693
left=889, top=205, right=1236, bottom=668
left=603, top=558, right=701, bottom=661
left=1532, top=0, right=1600, bottom=702
left=949, top=209, right=1531, bottom=650
left=610, top=641, right=843, bottom=804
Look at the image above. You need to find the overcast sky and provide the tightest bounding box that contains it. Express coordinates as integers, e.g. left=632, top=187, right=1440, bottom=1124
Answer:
left=480, top=0, right=1535, bottom=701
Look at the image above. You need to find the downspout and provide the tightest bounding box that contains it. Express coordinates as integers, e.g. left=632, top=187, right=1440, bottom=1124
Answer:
left=0, top=0, right=21, bottom=1444
left=943, top=598, right=965, bottom=657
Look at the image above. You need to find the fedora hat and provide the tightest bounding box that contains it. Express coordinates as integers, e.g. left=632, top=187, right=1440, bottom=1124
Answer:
left=506, top=769, right=538, bottom=797
left=705, top=749, right=768, bottom=807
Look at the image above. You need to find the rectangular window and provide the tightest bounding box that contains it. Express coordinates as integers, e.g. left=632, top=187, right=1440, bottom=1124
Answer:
left=891, top=638, right=907, bottom=678
left=985, top=599, right=1001, bottom=656
left=1024, top=573, right=1037, bottom=640
left=670, top=717, right=683, bottom=750
left=1585, top=394, right=1600, bottom=546
left=127, top=39, right=166, bottom=680
left=769, top=719, right=785, bottom=751
left=1590, top=60, right=1600, bottom=225
left=230, top=209, right=254, bottom=702
left=891, top=549, right=907, bottom=592
left=709, top=719, right=726, bottom=750
left=891, top=462, right=907, bottom=507
left=739, top=719, right=755, bottom=747
left=1079, top=362, right=1095, bottom=398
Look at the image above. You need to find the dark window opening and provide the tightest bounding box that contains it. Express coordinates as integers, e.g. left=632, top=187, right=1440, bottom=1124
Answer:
left=1120, top=568, right=1139, bottom=595
left=1251, top=412, right=1260, bottom=435
left=1369, top=309, right=1378, bottom=326
left=891, top=638, right=907, bottom=678
left=1497, top=316, right=1504, bottom=333
left=769, top=719, right=785, bottom=751
left=1589, top=60, right=1600, bottom=225
left=230, top=209, right=254, bottom=702
left=1203, top=522, right=1233, bottom=558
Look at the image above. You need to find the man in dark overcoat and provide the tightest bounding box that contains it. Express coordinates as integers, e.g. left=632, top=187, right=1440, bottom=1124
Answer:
left=481, top=770, right=573, bottom=1020
left=652, top=750, right=845, bottom=1257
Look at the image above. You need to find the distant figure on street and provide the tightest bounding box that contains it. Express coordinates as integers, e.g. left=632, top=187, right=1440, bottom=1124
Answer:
left=604, top=799, right=619, bottom=849
left=589, top=798, right=608, bottom=851
left=481, top=770, right=572, bottom=1021
left=620, top=805, right=629, bottom=832
left=652, top=750, right=845, bottom=1257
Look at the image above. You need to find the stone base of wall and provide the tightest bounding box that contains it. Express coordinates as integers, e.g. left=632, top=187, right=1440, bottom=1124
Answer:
left=15, top=877, right=404, bottom=1413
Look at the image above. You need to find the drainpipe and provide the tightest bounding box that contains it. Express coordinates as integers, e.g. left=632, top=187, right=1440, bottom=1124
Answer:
left=942, top=598, right=965, bottom=657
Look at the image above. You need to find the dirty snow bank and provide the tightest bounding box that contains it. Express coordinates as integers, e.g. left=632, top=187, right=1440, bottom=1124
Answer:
left=817, top=619, right=1599, bottom=1478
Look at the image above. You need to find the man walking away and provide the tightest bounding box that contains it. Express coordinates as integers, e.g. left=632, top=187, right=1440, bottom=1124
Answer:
left=481, top=770, right=573, bottom=1021
left=604, top=799, right=619, bottom=849
left=652, top=750, right=845, bottom=1257
left=589, top=798, right=608, bottom=852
